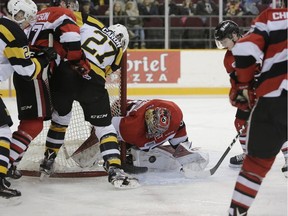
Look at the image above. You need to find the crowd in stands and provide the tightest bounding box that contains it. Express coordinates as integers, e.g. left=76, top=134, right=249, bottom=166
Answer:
left=0, top=0, right=275, bottom=49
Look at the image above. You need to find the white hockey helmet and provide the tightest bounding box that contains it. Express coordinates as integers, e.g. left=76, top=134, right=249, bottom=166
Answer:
left=7, top=0, right=37, bottom=25
left=108, top=24, right=129, bottom=52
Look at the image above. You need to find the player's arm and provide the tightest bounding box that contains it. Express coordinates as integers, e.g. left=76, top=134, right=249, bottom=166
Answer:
left=168, top=120, right=189, bottom=148
left=56, top=11, right=90, bottom=74
left=4, top=28, right=56, bottom=80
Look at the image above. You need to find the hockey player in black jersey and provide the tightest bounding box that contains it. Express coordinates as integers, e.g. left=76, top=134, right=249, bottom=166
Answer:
left=0, top=0, right=56, bottom=198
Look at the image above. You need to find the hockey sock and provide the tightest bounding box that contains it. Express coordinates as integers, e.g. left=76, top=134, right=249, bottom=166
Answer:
left=229, top=155, right=275, bottom=215
left=10, top=119, right=43, bottom=164
left=45, top=121, right=68, bottom=156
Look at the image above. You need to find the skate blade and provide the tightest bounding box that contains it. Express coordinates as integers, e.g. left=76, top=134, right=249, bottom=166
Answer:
left=39, top=171, right=50, bottom=181
left=112, top=178, right=140, bottom=189
left=0, top=196, right=22, bottom=206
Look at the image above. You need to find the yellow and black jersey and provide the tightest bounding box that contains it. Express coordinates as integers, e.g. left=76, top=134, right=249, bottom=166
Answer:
left=74, top=12, right=123, bottom=80
left=0, top=17, right=42, bottom=82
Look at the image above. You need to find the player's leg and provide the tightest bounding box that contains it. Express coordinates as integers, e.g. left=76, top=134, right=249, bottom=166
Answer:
left=39, top=61, right=77, bottom=175
left=79, top=76, right=139, bottom=188
left=8, top=74, right=51, bottom=179
left=229, top=109, right=250, bottom=168
left=0, top=98, right=21, bottom=198
left=229, top=96, right=287, bottom=215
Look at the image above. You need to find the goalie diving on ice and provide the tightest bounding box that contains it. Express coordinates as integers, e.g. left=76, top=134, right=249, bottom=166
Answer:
left=71, top=99, right=209, bottom=175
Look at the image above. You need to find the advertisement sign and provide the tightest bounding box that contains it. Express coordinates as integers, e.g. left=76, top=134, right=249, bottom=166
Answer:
left=127, top=50, right=181, bottom=83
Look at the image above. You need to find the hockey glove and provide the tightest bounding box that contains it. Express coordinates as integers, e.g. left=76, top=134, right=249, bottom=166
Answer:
left=234, top=118, right=247, bottom=133
left=70, top=54, right=91, bottom=75
left=31, top=47, right=57, bottom=68
left=234, top=109, right=250, bottom=132
left=229, top=82, right=256, bottom=111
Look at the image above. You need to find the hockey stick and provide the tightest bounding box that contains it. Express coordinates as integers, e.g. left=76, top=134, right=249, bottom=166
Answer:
left=184, top=130, right=242, bottom=178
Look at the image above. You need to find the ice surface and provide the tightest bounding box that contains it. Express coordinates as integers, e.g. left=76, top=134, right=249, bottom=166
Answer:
left=1, top=96, right=287, bottom=216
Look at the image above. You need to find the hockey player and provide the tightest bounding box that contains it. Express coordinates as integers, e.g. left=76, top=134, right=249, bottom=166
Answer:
left=36, top=2, right=137, bottom=188
left=214, top=20, right=287, bottom=173
left=0, top=0, right=56, bottom=198
left=7, top=0, right=89, bottom=179
left=214, top=20, right=250, bottom=168
left=111, top=99, right=208, bottom=172
left=228, top=0, right=287, bottom=214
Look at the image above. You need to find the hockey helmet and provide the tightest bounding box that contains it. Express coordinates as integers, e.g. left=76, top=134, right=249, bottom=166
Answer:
left=145, top=107, right=171, bottom=138
left=108, top=24, right=130, bottom=52
left=7, top=0, right=37, bottom=25
left=214, top=20, right=240, bottom=49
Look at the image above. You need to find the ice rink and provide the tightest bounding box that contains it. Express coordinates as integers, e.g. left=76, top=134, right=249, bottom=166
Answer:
left=1, top=96, right=287, bottom=216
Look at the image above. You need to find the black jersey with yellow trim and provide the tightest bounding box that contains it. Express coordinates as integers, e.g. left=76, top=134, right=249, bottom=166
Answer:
left=74, top=12, right=123, bottom=79
left=0, top=17, right=42, bottom=81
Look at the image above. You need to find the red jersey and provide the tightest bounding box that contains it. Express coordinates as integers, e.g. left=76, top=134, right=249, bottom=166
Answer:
left=223, top=50, right=235, bottom=75
left=27, top=7, right=83, bottom=62
left=232, top=8, right=287, bottom=97
left=112, top=99, right=188, bottom=150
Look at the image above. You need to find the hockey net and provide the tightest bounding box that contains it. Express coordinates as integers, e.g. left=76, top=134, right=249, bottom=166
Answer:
left=18, top=53, right=127, bottom=177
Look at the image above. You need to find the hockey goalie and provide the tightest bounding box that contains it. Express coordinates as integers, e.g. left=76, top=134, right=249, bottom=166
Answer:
left=71, top=99, right=209, bottom=174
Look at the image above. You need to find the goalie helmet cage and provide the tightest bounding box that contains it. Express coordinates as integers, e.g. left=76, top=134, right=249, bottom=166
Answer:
left=19, top=52, right=128, bottom=178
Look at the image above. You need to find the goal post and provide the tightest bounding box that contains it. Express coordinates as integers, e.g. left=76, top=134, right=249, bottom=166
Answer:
left=18, top=52, right=128, bottom=178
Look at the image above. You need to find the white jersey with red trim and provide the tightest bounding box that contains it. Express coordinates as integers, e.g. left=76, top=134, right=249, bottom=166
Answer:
left=112, top=99, right=188, bottom=150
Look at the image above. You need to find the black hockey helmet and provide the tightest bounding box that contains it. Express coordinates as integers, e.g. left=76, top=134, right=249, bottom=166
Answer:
left=214, top=20, right=240, bottom=41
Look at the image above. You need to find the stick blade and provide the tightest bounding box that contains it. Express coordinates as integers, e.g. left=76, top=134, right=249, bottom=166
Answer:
left=182, top=169, right=212, bottom=178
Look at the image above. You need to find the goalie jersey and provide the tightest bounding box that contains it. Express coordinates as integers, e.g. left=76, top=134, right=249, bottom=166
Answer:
left=112, top=99, right=188, bottom=150
left=0, top=16, right=43, bottom=82
left=74, top=12, right=123, bottom=80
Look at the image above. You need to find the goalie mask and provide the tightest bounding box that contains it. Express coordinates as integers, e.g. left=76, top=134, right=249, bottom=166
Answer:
left=214, top=20, right=240, bottom=49
left=145, top=107, right=171, bottom=138
left=7, top=0, right=37, bottom=26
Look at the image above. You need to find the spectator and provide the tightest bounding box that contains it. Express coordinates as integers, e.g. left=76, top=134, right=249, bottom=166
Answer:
left=224, top=0, right=244, bottom=16
left=80, top=0, right=98, bottom=15
left=195, top=0, right=218, bottom=15
left=126, top=1, right=146, bottom=49
left=88, top=0, right=109, bottom=11
left=105, top=0, right=126, bottom=25
left=179, top=0, right=196, bottom=15
left=38, top=4, right=48, bottom=11
left=243, top=0, right=260, bottom=15
left=138, top=0, right=159, bottom=22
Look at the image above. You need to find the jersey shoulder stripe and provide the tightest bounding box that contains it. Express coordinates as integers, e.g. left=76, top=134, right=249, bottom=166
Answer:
left=0, top=18, right=28, bottom=46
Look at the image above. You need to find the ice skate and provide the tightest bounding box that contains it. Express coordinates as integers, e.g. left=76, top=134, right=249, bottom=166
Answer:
left=0, top=177, right=21, bottom=199
left=7, top=165, right=22, bottom=179
left=40, top=149, right=56, bottom=179
left=108, top=166, right=140, bottom=189
left=229, top=153, right=245, bottom=168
